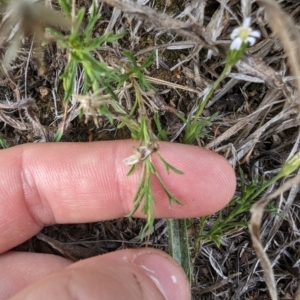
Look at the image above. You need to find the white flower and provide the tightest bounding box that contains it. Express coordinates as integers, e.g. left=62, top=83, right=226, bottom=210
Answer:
left=230, top=17, right=261, bottom=50
left=123, top=146, right=152, bottom=166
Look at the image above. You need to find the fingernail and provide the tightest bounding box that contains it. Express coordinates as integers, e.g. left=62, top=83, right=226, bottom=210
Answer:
left=133, top=252, right=191, bottom=300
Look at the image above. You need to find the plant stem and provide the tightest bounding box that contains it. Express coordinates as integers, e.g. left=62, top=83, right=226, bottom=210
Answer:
left=192, top=216, right=208, bottom=262
left=194, top=64, right=231, bottom=121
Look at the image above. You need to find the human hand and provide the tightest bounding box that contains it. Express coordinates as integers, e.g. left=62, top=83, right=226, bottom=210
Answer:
left=0, top=140, right=236, bottom=300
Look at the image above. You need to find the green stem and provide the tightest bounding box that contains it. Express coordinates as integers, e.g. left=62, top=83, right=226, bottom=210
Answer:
left=192, top=216, right=208, bottom=262
left=248, top=174, right=282, bottom=203
left=193, top=64, right=231, bottom=122
left=183, top=63, right=232, bottom=144
left=203, top=173, right=283, bottom=242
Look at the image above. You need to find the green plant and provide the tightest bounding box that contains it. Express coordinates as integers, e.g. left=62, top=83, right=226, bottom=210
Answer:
left=53, top=0, right=184, bottom=236
left=48, top=0, right=125, bottom=140
left=183, top=18, right=260, bottom=145
left=1, top=0, right=278, bottom=282
left=0, top=0, right=185, bottom=235
left=121, top=60, right=183, bottom=236
left=192, top=170, right=273, bottom=254
left=0, top=135, right=8, bottom=149
left=168, top=218, right=192, bottom=282
left=192, top=153, right=300, bottom=259
left=177, top=16, right=263, bottom=268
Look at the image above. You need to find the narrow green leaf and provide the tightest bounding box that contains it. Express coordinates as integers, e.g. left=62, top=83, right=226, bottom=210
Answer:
left=84, top=15, right=101, bottom=41
left=154, top=113, right=168, bottom=141
left=54, top=128, right=64, bottom=142
left=73, top=7, right=85, bottom=35
left=60, top=60, right=77, bottom=103
left=127, top=162, right=146, bottom=214
left=46, top=27, right=66, bottom=39
left=58, top=0, right=71, bottom=16
left=141, top=51, right=155, bottom=69
left=88, top=0, right=99, bottom=18
left=156, top=152, right=184, bottom=175
left=0, top=135, right=8, bottom=148
left=97, top=105, right=113, bottom=124
left=85, top=32, right=125, bottom=51
left=127, top=188, right=145, bottom=218
left=127, top=164, right=137, bottom=176
left=167, top=219, right=192, bottom=283
left=121, top=51, right=137, bottom=66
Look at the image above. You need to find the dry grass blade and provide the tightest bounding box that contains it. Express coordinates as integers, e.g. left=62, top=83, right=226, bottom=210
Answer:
left=24, top=106, right=49, bottom=141
left=237, top=55, right=284, bottom=89
left=36, top=232, right=106, bottom=261
left=144, top=75, right=200, bottom=93
left=249, top=173, right=300, bottom=300
left=256, top=0, right=300, bottom=106
left=192, top=272, right=241, bottom=295
left=0, top=111, right=27, bottom=130
left=100, top=0, right=217, bottom=52
left=0, top=97, right=34, bottom=109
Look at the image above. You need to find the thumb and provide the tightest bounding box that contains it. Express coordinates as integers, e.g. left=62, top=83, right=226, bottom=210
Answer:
left=10, top=249, right=191, bottom=300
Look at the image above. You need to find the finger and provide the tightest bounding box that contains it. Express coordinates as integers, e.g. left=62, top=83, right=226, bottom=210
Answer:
left=0, top=252, right=71, bottom=300
left=0, top=140, right=236, bottom=252
left=9, top=249, right=191, bottom=300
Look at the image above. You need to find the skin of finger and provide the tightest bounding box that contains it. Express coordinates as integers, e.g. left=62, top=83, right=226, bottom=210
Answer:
left=8, top=249, right=190, bottom=300
left=0, top=252, right=71, bottom=300
left=0, top=140, right=236, bottom=253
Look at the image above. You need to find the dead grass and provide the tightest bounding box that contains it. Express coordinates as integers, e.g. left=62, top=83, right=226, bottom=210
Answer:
left=1, top=0, right=300, bottom=299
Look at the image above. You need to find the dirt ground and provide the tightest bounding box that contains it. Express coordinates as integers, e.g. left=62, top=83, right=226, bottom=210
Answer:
left=1, top=0, right=300, bottom=299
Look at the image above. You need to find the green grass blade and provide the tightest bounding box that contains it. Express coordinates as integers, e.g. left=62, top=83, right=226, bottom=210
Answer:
left=54, top=128, right=64, bottom=142
left=58, top=0, right=71, bottom=16
left=0, top=135, right=8, bottom=148
left=167, top=219, right=192, bottom=283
